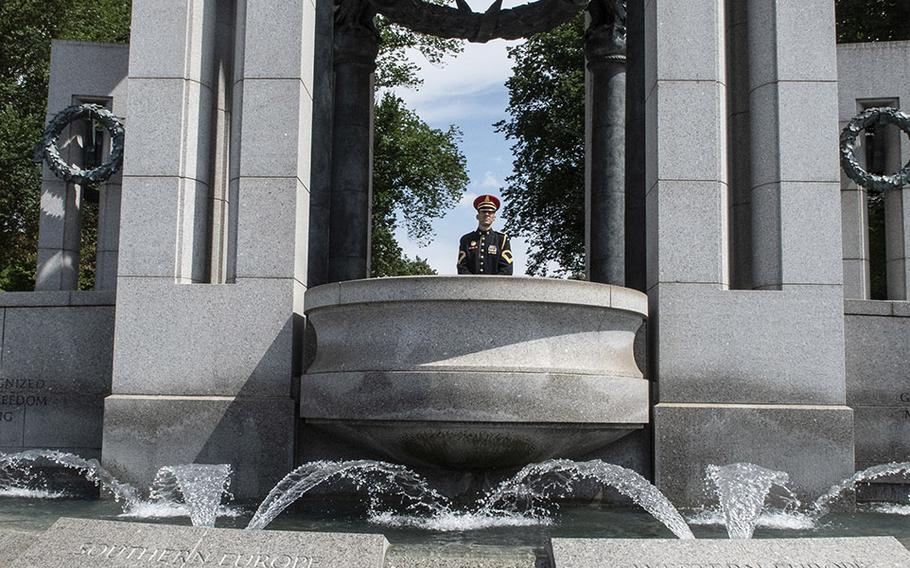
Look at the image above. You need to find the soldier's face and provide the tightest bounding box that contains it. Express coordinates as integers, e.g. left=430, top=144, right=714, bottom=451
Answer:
left=476, top=210, right=495, bottom=229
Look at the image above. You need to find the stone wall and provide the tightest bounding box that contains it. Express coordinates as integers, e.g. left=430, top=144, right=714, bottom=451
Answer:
left=0, top=292, right=114, bottom=458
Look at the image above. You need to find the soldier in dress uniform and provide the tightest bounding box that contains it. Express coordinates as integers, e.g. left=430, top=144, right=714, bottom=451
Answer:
left=457, top=194, right=514, bottom=275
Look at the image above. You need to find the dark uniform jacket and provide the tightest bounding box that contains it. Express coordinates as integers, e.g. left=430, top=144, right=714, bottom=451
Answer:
left=457, top=229, right=513, bottom=275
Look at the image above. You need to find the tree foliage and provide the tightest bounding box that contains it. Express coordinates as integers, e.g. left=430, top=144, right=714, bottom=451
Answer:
left=836, top=0, right=910, bottom=43
left=495, top=15, right=585, bottom=277
left=371, top=92, right=468, bottom=277
left=370, top=20, right=467, bottom=276
left=0, top=0, right=131, bottom=291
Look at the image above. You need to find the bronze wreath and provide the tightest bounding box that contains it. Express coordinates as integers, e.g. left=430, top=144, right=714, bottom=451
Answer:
left=33, top=103, right=125, bottom=184
left=840, top=107, right=910, bottom=193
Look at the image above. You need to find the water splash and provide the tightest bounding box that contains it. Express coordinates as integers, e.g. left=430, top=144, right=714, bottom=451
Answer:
left=686, top=507, right=816, bottom=531
left=247, top=460, right=451, bottom=530
left=706, top=463, right=791, bottom=539
left=474, top=459, right=695, bottom=540
left=0, top=450, right=141, bottom=508
left=149, top=464, right=233, bottom=527
left=811, top=462, right=910, bottom=517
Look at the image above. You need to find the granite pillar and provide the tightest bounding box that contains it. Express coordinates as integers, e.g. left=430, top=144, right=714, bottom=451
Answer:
left=103, top=0, right=314, bottom=499
left=36, top=41, right=129, bottom=292
left=327, top=6, right=378, bottom=283
left=585, top=0, right=626, bottom=286
left=648, top=0, right=853, bottom=504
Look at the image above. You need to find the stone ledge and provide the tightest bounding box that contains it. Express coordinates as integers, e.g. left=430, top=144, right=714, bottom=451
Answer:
left=0, top=290, right=116, bottom=308
left=845, top=298, right=910, bottom=317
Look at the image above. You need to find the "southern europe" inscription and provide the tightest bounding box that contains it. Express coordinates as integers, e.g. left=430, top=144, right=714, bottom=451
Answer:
left=76, top=540, right=315, bottom=567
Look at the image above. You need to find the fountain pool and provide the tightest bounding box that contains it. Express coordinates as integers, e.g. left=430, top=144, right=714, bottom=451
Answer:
left=0, top=496, right=909, bottom=566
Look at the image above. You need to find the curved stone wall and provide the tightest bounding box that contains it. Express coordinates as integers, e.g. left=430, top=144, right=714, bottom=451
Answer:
left=301, top=276, right=649, bottom=469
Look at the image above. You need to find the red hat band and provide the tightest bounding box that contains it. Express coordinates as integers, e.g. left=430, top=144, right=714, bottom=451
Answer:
left=473, top=194, right=501, bottom=212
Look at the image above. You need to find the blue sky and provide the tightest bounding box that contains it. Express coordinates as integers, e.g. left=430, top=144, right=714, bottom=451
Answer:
left=390, top=39, right=529, bottom=275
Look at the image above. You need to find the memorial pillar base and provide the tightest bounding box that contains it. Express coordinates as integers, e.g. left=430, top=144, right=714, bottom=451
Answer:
left=101, top=395, right=295, bottom=501
left=654, top=403, right=854, bottom=506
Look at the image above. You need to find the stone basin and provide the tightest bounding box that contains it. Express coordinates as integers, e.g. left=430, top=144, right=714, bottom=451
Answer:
left=300, top=276, right=649, bottom=470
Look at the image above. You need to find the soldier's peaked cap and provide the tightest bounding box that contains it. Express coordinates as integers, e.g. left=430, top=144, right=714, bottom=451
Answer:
left=473, top=194, right=501, bottom=212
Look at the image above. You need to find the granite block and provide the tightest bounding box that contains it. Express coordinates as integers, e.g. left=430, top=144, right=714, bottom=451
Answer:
left=837, top=42, right=910, bottom=120
left=653, top=0, right=724, bottom=82
left=1, top=306, right=114, bottom=394
left=845, top=313, right=910, bottom=405
left=128, top=0, right=215, bottom=85
left=12, top=518, right=388, bottom=568
left=650, top=180, right=727, bottom=285
left=302, top=371, right=648, bottom=424
left=654, top=403, right=854, bottom=505
left=893, top=301, right=910, bottom=317
left=174, top=173, right=213, bottom=282
left=235, top=177, right=307, bottom=278
left=102, top=395, right=295, bottom=500
left=47, top=41, right=129, bottom=116
left=840, top=188, right=868, bottom=260
left=0, top=404, right=25, bottom=446
left=34, top=250, right=78, bottom=292
left=749, top=183, right=782, bottom=289
left=655, top=81, right=726, bottom=183
left=124, top=79, right=212, bottom=181
left=776, top=82, right=840, bottom=182
left=23, top=393, right=105, bottom=449
left=36, top=179, right=78, bottom=250
left=748, top=0, right=837, bottom=89
left=779, top=182, right=843, bottom=285
left=844, top=299, right=891, bottom=316
left=853, top=405, right=910, bottom=468
left=0, top=531, right=36, bottom=567
left=654, top=283, right=846, bottom=404
left=307, top=276, right=638, bottom=311
left=550, top=537, right=910, bottom=568
left=306, top=299, right=642, bottom=376
left=236, top=79, right=310, bottom=179
left=0, top=291, right=114, bottom=308
left=117, top=177, right=203, bottom=278
left=111, top=278, right=295, bottom=396
left=241, top=0, right=310, bottom=81
left=747, top=83, right=781, bottom=187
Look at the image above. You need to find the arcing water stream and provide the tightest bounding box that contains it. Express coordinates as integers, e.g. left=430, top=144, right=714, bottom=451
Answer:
left=1, top=450, right=909, bottom=541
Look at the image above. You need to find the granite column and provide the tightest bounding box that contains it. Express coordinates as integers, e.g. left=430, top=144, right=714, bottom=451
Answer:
left=586, top=0, right=627, bottom=285
left=328, top=6, right=378, bottom=282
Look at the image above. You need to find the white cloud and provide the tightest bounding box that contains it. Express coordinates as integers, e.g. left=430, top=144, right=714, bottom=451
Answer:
left=479, top=171, right=500, bottom=189
left=458, top=192, right=479, bottom=207
left=392, top=40, right=522, bottom=123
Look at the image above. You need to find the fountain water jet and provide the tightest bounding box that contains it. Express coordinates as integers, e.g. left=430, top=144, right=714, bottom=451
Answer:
left=475, top=460, right=695, bottom=540
left=0, top=450, right=141, bottom=508
left=246, top=460, right=452, bottom=530
left=811, top=462, right=910, bottom=517
left=246, top=458, right=695, bottom=540
left=706, top=463, right=791, bottom=539
left=149, top=464, right=233, bottom=528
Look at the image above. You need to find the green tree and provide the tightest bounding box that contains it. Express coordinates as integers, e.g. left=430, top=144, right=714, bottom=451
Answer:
left=495, top=14, right=585, bottom=277
left=370, top=20, right=468, bottom=276
left=0, top=0, right=131, bottom=291
left=836, top=0, right=910, bottom=43
left=371, top=92, right=468, bottom=277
